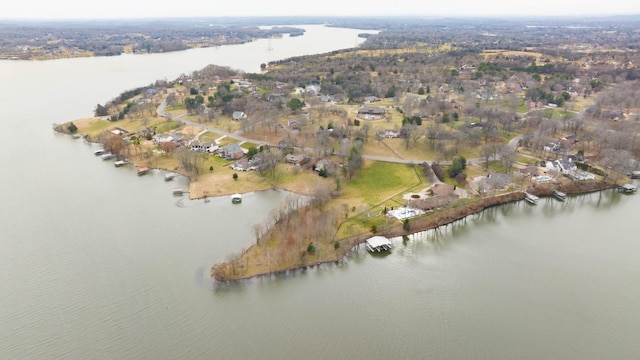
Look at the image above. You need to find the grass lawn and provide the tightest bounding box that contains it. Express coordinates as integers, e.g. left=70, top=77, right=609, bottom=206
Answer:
left=342, top=160, right=424, bottom=207
left=333, top=161, right=425, bottom=239
left=198, top=131, right=220, bottom=143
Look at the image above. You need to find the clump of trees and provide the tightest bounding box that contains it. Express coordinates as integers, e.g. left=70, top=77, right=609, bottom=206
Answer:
left=447, top=156, right=467, bottom=178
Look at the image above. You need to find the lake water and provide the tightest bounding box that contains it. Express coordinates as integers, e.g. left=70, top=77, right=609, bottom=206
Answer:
left=1, top=24, right=640, bottom=360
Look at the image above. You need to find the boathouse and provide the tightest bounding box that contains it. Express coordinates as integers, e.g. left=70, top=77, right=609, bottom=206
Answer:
left=365, top=236, right=392, bottom=252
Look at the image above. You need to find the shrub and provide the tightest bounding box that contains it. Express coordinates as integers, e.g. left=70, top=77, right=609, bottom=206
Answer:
left=306, top=242, right=316, bottom=253
left=67, top=122, right=78, bottom=133
left=431, top=162, right=446, bottom=182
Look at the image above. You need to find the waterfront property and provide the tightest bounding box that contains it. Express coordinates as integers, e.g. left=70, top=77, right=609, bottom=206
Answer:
left=365, top=236, right=392, bottom=252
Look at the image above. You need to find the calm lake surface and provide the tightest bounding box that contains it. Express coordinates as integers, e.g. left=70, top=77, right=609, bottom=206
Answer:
left=1, top=25, right=639, bottom=360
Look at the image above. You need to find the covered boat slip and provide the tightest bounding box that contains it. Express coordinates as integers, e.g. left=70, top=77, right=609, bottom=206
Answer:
left=524, top=193, right=539, bottom=204
left=618, top=183, right=637, bottom=193
left=552, top=189, right=567, bottom=200
left=365, top=236, right=392, bottom=252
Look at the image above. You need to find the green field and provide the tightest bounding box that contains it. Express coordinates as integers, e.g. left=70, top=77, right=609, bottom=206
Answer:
left=343, top=161, right=425, bottom=206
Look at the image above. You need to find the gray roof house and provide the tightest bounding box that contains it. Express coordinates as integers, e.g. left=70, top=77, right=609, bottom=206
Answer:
left=220, top=143, right=244, bottom=160
left=552, top=157, right=577, bottom=173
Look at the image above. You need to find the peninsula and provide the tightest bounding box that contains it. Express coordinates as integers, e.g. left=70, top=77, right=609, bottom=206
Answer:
left=56, top=16, right=639, bottom=281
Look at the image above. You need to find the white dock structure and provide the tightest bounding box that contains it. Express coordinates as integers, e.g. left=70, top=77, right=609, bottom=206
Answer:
left=231, top=193, right=242, bottom=203
left=365, top=236, right=392, bottom=252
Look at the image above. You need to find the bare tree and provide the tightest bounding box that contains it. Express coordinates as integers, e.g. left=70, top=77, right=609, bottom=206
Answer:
left=175, top=148, right=203, bottom=178
left=254, top=148, right=281, bottom=180
left=499, top=144, right=517, bottom=174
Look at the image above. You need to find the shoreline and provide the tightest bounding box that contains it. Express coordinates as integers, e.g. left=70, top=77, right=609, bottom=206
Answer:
left=211, top=180, right=617, bottom=282
left=57, top=121, right=624, bottom=283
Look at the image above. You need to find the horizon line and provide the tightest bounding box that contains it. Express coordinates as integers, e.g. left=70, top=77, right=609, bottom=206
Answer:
left=2, top=13, right=640, bottom=22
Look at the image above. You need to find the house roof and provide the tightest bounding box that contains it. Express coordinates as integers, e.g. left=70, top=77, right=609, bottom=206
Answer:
left=223, top=143, right=243, bottom=153
left=232, top=111, right=246, bottom=119
left=358, top=106, right=385, bottom=115
left=431, top=183, right=455, bottom=196
left=366, top=236, right=392, bottom=248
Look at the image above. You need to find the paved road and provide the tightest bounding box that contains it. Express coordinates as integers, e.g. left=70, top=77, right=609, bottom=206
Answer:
left=156, top=97, right=527, bottom=166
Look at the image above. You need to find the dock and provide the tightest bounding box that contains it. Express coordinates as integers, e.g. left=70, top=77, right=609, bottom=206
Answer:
left=137, top=167, right=150, bottom=176
left=172, top=188, right=186, bottom=196
left=365, top=236, right=392, bottom=252
left=552, top=189, right=567, bottom=201
left=101, top=152, right=116, bottom=160
left=164, top=172, right=179, bottom=181
left=618, top=183, right=637, bottom=193
left=524, top=193, right=539, bottom=205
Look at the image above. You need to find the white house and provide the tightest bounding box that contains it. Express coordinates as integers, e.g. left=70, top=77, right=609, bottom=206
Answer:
left=153, top=134, right=175, bottom=143
left=201, top=141, right=219, bottom=153
left=232, top=111, right=247, bottom=121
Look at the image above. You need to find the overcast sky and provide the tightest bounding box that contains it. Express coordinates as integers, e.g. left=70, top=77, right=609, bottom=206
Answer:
left=3, top=0, right=639, bottom=19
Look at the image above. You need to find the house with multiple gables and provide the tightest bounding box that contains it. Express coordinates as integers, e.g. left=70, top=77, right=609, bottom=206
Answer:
left=379, top=129, right=400, bottom=138
left=220, top=143, right=244, bottom=160
left=189, top=140, right=219, bottom=153
left=153, top=132, right=183, bottom=144
left=408, top=183, right=459, bottom=211
left=547, top=157, right=578, bottom=173
left=231, top=158, right=258, bottom=171
left=357, top=106, right=386, bottom=119
left=285, top=153, right=310, bottom=166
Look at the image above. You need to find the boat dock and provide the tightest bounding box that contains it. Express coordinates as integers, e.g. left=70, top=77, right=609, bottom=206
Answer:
left=524, top=193, right=539, bottom=205
left=172, top=188, right=187, bottom=196
left=618, top=183, right=637, bottom=193
left=365, top=236, right=392, bottom=252
left=101, top=152, right=116, bottom=160
left=164, top=172, right=179, bottom=181
left=552, top=189, right=567, bottom=201
left=137, top=167, right=150, bottom=176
